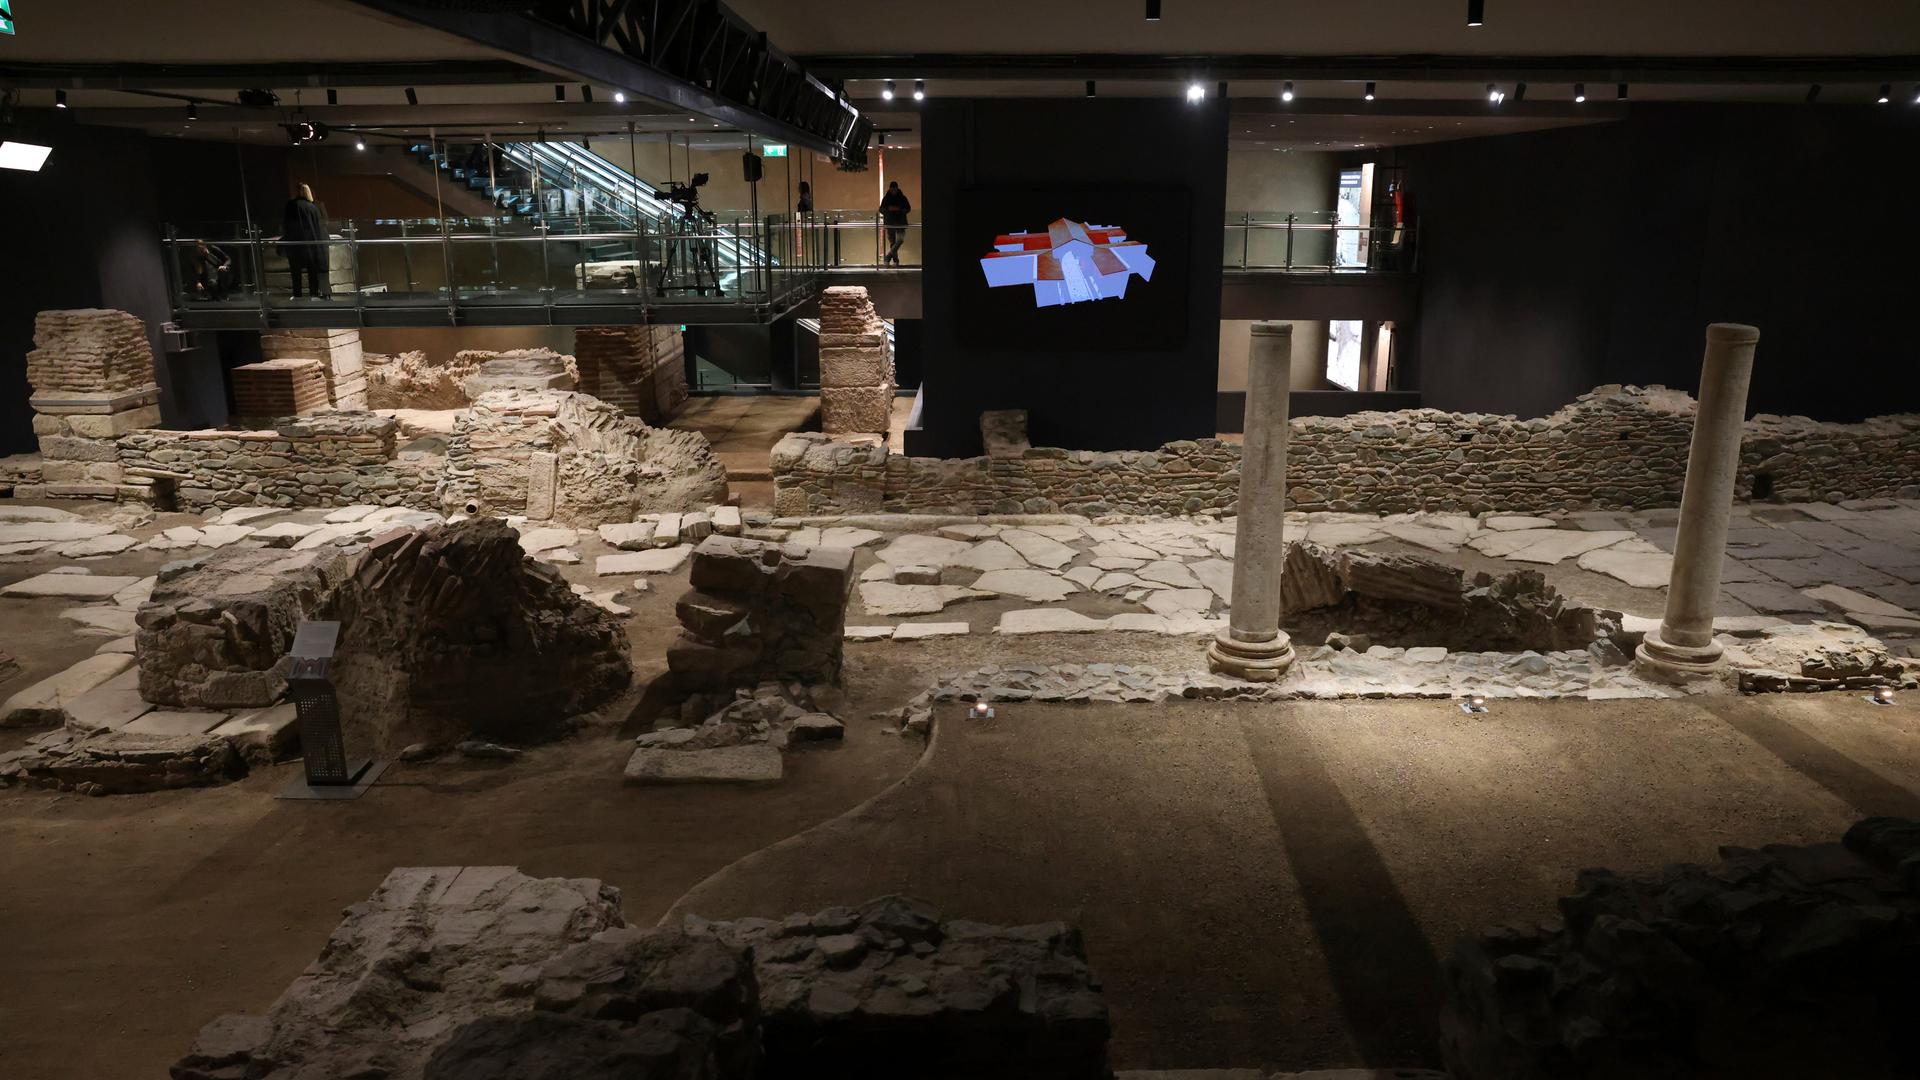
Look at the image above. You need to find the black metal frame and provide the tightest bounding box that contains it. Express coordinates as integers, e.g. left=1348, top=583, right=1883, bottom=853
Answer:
left=349, top=0, right=870, bottom=166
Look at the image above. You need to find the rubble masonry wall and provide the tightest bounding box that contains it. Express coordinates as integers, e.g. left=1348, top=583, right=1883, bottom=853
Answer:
left=773, top=385, right=1920, bottom=516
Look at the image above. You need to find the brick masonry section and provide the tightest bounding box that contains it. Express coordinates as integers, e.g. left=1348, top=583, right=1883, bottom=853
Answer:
left=260, top=328, right=369, bottom=410
left=231, top=358, right=332, bottom=422
left=572, top=325, right=688, bottom=424
left=773, top=385, right=1920, bottom=517
left=24, top=309, right=164, bottom=499
left=817, top=286, right=894, bottom=435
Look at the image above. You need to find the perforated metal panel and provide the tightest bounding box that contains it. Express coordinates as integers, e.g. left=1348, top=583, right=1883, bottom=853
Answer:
left=289, top=621, right=351, bottom=785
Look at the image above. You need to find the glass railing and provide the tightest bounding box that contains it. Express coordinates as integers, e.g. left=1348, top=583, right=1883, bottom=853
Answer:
left=1221, top=211, right=1417, bottom=272
left=164, top=212, right=831, bottom=320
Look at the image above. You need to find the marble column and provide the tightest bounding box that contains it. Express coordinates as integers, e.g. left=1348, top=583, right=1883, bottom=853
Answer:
left=1635, top=323, right=1761, bottom=682
left=1209, top=321, right=1297, bottom=681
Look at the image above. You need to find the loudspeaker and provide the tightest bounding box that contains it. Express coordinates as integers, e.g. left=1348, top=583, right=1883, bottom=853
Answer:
left=742, top=152, right=764, bottom=183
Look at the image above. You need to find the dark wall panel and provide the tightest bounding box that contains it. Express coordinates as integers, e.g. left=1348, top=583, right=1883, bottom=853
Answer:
left=911, top=98, right=1228, bottom=456
left=1403, top=105, right=1920, bottom=422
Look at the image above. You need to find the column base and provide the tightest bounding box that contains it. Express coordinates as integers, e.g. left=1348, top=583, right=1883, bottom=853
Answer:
left=1208, top=630, right=1296, bottom=682
left=1633, top=627, right=1726, bottom=684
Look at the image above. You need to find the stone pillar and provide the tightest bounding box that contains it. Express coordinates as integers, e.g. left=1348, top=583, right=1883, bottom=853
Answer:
left=817, top=286, right=895, bottom=436
left=22, top=308, right=163, bottom=501
left=1635, top=323, right=1760, bottom=682
left=1208, top=322, right=1297, bottom=681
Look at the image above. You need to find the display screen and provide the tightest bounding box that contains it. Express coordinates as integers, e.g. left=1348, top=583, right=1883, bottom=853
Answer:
left=956, top=187, right=1190, bottom=352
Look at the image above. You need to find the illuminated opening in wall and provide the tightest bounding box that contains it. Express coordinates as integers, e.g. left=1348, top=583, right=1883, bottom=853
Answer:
left=979, top=217, right=1156, bottom=308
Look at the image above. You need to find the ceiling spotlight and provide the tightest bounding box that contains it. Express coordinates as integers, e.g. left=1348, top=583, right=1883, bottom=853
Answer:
left=1461, top=693, right=1489, bottom=715
left=1186, top=82, right=1205, bottom=103
left=187, top=102, right=198, bottom=122
left=54, top=89, right=68, bottom=109
left=1877, top=83, right=1891, bottom=104
left=1145, top=0, right=1161, bottom=20
left=582, top=85, right=594, bottom=103
left=1512, top=81, right=1527, bottom=102
left=555, top=84, right=566, bottom=102
left=1806, top=84, right=1822, bottom=103
left=914, top=79, right=925, bottom=101
left=1364, top=81, right=1376, bottom=101
left=1281, top=81, right=1295, bottom=102
left=1870, top=685, right=1897, bottom=705
left=882, top=80, right=895, bottom=101
left=1487, top=83, right=1503, bottom=103
left=405, top=87, right=418, bottom=106
left=582, top=136, right=591, bottom=150
left=614, top=91, right=626, bottom=103
left=355, top=139, right=366, bottom=151
left=1617, top=82, right=1628, bottom=101
left=1086, top=79, right=1096, bottom=98
left=1467, top=0, right=1484, bottom=26
left=326, top=88, right=338, bottom=106
left=1574, top=82, right=1586, bottom=102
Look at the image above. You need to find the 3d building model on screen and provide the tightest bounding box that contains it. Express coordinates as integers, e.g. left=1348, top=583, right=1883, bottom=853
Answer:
left=980, top=218, right=1157, bottom=308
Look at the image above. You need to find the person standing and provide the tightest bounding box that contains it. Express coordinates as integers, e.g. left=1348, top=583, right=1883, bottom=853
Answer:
left=795, top=179, right=813, bottom=214
left=279, top=183, right=330, bottom=298
left=879, top=180, right=911, bottom=266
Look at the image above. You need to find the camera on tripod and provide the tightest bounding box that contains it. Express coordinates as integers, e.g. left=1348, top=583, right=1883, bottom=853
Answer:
left=663, top=172, right=711, bottom=215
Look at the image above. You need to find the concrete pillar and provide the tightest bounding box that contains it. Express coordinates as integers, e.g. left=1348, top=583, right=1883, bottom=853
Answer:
left=1208, top=321, right=1297, bottom=681
left=1635, top=323, right=1760, bottom=682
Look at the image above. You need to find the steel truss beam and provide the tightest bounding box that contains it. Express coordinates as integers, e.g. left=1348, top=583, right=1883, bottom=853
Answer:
left=348, top=0, right=868, bottom=166
left=0, top=60, right=551, bottom=91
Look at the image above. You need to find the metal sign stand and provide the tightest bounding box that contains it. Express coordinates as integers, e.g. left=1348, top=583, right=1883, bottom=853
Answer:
left=276, top=620, right=389, bottom=800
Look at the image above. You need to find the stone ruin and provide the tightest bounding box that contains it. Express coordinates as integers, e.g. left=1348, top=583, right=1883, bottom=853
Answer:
left=1442, top=817, right=1920, bottom=1079
left=817, top=285, right=896, bottom=436
left=259, top=328, right=370, bottom=410
left=457, top=347, right=580, bottom=399
left=131, top=520, right=630, bottom=761
left=574, top=325, right=689, bottom=425
left=666, top=535, right=854, bottom=699
left=365, top=349, right=469, bottom=410
left=23, top=308, right=163, bottom=501
left=173, top=867, right=1110, bottom=1080
left=137, top=547, right=354, bottom=709
left=1281, top=540, right=1625, bottom=654
left=318, top=519, right=632, bottom=755
left=440, top=390, right=728, bottom=528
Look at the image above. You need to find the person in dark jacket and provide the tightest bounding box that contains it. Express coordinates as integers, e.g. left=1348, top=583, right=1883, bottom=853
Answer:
left=879, top=181, right=911, bottom=266
left=795, top=179, right=813, bottom=214
left=190, top=240, right=234, bottom=301
left=279, top=184, right=330, bottom=298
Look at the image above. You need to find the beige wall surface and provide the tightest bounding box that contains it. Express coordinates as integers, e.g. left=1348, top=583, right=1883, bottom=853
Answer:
left=1217, top=319, right=1333, bottom=393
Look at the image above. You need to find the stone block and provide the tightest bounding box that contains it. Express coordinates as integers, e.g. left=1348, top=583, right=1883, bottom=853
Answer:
left=819, top=386, right=894, bottom=436
left=622, top=744, right=783, bottom=784
left=2, top=653, right=137, bottom=727
left=525, top=450, right=558, bottom=520
left=819, top=346, right=890, bottom=387
left=211, top=701, right=301, bottom=764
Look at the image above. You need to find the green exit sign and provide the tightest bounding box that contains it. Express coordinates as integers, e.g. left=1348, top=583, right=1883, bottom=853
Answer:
left=762, top=143, right=787, bottom=158
left=1, top=1, right=15, bottom=35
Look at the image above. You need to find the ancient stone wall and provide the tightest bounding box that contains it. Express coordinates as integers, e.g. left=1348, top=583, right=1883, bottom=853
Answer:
left=573, top=324, right=688, bottom=424
left=817, top=286, right=895, bottom=435
left=116, top=413, right=438, bottom=511
left=774, top=386, right=1920, bottom=516
left=440, top=390, right=727, bottom=527
left=259, top=328, right=369, bottom=410
left=667, top=535, right=853, bottom=696
left=23, top=309, right=163, bottom=501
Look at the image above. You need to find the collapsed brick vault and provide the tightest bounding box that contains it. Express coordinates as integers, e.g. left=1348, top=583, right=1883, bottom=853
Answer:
left=13, top=310, right=725, bottom=523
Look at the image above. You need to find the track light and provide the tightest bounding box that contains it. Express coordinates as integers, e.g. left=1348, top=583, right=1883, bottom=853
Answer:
left=326, top=89, right=338, bottom=106
left=1487, top=83, right=1503, bottom=103
left=187, top=102, right=198, bottom=122
left=1913, top=85, right=1920, bottom=104
left=54, top=89, right=67, bottom=109
left=405, top=87, right=418, bottom=106
left=1364, top=81, right=1376, bottom=100
left=1281, top=81, right=1295, bottom=102
left=1617, top=82, right=1628, bottom=101
left=581, top=85, right=594, bottom=103
left=882, top=80, right=895, bottom=101
left=614, top=91, right=626, bottom=103
left=1512, top=81, right=1526, bottom=102
left=1877, top=83, right=1891, bottom=104
left=914, top=79, right=925, bottom=101
left=1086, top=80, right=1096, bottom=98
left=555, top=84, right=566, bottom=102
left=1806, top=84, right=1821, bottom=103
left=1218, top=80, right=1228, bottom=99
left=1145, top=0, right=1161, bottom=20
left=355, top=139, right=366, bottom=151
left=1186, top=82, right=1205, bottom=103
left=582, top=137, right=591, bottom=150
left=1574, top=82, right=1586, bottom=102
left=1467, top=0, right=1484, bottom=26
